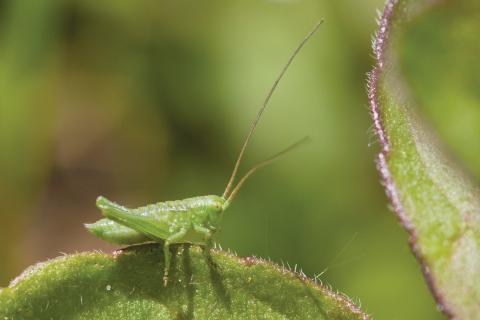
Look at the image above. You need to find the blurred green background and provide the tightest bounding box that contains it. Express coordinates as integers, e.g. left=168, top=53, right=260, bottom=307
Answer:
left=3, top=1, right=478, bottom=319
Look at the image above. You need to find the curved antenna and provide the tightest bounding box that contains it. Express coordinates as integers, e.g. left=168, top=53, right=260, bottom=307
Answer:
left=222, top=20, right=323, bottom=199
left=226, top=136, right=309, bottom=204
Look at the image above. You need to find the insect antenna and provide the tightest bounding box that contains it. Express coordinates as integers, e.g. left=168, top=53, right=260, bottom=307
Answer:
left=226, top=136, right=310, bottom=204
left=222, top=20, right=323, bottom=199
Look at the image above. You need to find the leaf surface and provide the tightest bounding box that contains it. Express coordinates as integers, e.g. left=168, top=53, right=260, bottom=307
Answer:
left=0, top=245, right=367, bottom=319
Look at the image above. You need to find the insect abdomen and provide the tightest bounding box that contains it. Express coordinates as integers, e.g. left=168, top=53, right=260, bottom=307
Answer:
left=85, top=218, right=151, bottom=245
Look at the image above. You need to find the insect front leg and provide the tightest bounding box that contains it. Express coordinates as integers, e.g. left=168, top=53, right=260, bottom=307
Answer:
left=193, top=224, right=213, bottom=246
left=193, top=225, right=219, bottom=270
left=163, top=228, right=188, bottom=287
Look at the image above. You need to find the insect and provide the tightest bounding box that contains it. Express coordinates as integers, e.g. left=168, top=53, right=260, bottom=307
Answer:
left=85, top=20, right=322, bottom=286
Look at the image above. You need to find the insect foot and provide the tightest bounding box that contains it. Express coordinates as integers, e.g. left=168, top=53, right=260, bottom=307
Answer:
left=163, top=272, right=169, bottom=287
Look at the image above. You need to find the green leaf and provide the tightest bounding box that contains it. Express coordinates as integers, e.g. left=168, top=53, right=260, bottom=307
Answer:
left=0, top=245, right=367, bottom=319
left=368, top=0, right=480, bottom=318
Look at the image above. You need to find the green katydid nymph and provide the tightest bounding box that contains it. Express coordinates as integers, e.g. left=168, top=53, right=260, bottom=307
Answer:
left=85, top=20, right=322, bottom=286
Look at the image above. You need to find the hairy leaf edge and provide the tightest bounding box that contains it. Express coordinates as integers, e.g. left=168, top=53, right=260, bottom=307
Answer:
left=367, top=0, right=452, bottom=317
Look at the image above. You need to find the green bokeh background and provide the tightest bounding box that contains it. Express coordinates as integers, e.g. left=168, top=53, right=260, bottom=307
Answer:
left=1, top=1, right=477, bottom=319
